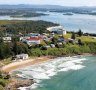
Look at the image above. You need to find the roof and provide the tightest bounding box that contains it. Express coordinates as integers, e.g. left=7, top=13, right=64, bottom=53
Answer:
left=26, top=37, right=42, bottom=41
left=16, top=54, right=28, bottom=57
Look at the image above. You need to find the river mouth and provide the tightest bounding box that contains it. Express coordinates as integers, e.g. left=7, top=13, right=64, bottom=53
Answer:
left=12, top=55, right=96, bottom=90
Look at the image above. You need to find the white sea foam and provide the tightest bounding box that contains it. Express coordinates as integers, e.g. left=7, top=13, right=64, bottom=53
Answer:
left=18, top=87, right=29, bottom=90
left=15, top=56, right=87, bottom=90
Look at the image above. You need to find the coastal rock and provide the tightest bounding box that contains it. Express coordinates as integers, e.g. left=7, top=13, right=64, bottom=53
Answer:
left=4, top=79, right=34, bottom=90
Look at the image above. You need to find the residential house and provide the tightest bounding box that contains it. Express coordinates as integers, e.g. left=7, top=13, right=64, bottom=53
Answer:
left=3, top=37, right=12, bottom=42
left=28, top=33, right=40, bottom=37
left=68, top=38, right=78, bottom=44
left=24, top=37, right=42, bottom=46
left=50, top=44, right=55, bottom=48
left=45, top=45, right=51, bottom=48
left=16, top=54, right=29, bottom=60
left=20, top=36, right=30, bottom=41
left=47, top=26, right=67, bottom=35
left=58, top=38, right=65, bottom=42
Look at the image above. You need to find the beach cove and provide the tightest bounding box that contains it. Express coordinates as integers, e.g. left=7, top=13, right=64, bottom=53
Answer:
left=1, top=54, right=96, bottom=90
left=13, top=55, right=96, bottom=90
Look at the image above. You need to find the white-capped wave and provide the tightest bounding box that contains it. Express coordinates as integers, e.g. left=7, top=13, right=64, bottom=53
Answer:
left=15, top=56, right=87, bottom=90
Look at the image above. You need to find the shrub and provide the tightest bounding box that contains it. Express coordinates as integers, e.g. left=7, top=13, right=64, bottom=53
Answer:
left=0, top=80, right=6, bottom=87
left=0, top=85, right=3, bottom=90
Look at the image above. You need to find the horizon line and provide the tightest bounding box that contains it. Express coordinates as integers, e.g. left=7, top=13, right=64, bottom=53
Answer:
left=0, top=4, right=96, bottom=7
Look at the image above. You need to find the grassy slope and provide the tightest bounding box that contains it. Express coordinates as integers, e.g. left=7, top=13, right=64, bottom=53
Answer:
left=64, top=33, right=96, bottom=42
left=0, top=20, right=30, bottom=25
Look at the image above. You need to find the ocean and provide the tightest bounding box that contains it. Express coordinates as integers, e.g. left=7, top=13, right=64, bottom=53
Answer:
left=13, top=56, right=96, bottom=90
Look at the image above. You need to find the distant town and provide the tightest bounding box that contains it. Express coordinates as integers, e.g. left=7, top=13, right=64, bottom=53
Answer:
left=0, top=20, right=96, bottom=61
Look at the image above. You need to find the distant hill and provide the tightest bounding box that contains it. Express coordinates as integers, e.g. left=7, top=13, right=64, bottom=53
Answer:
left=0, top=4, right=66, bottom=9
left=0, top=4, right=95, bottom=9
left=0, top=4, right=96, bottom=13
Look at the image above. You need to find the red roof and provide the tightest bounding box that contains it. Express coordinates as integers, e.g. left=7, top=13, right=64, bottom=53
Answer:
left=26, top=37, right=42, bottom=41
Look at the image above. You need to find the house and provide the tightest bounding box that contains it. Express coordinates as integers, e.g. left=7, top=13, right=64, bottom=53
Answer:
left=58, top=38, right=65, bottom=42
left=24, top=37, right=42, bottom=46
left=68, top=38, right=78, bottom=44
left=56, top=29, right=66, bottom=35
left=3, top=37, right=12, bottom=42
left=28, top=33, right=40, bottom=37
left=56, top=42, right=63, bottom=48
left=92, top=37, right=96, bottom=39
left=20, top=36, right=30, bottom=41
left=50, top=44, right=55, bottom=48
left=47, top=26, right=67, bottom=35
left=57, top=42, right=63, bottom=45
left=16, top=54, right=29, bottom=60
left=51, top=32, right=55, bottom=37
left=45, top=45, right=51, bottom=48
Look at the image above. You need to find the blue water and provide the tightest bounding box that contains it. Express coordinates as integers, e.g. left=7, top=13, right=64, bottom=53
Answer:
left=13, top=56, right=96, bottom=90
left=34, top=56, right=96, bottom=90
left=0, top=12, right=96, bottom=33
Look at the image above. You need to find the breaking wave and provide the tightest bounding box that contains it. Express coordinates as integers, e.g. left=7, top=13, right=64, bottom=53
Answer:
left=14, top=56, right=87, bottom=90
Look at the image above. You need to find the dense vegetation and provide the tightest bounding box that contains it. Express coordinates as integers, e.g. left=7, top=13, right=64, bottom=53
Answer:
left=0, top=20, right=96, bottom=60
left=0, top=20, right=58, bottom=35
left=1, top=36, right=96, bottom=59
left=10, top=13, right=48, bottom=18
left=0, top=20, right=58, bottom=59
left=0, top=71, right=10, bottom=90
left=30, top=42, right=96, bottom=57
left=0, top=9, right=48, bottom=17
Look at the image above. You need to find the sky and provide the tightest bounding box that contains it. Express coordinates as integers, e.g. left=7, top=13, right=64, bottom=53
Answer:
left=0, top=0, right=96, bottom=6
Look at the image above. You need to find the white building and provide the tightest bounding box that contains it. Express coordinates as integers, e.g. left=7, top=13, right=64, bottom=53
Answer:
left=20, top=36, right=30, bottom=41
left=28, top=33, right=40, bottom=37
left=47, top=26, right=66, bottom=35
left=57, top=29, right=66, bottom=35
left=25, top=37, right=42, bottom=46
left=16, top=54, right=29, bottom=60
left=3, top=37, right=12, bottom=42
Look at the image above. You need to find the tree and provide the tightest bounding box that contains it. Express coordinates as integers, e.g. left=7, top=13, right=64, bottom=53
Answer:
left=0, top=37, right=3, bottom=43
left=12, top=36, right=19, bottom=43
left=51, top=37, right=58, bottom=44
left=71, top=32, right=76, bottom=40
left=78, top=39, right=83, bottom=45
left=78, top=29, right=83, bottom=37
left=13, top=42, right=29, bottom=55
left=0, top=43, right=11, bottom=59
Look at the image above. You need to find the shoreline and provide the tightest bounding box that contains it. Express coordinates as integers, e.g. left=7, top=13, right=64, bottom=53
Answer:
left=1, top=53, right=94, bottom=73
left=1, top=56, right=56, bottom=90
left=1, top=56, right=55, bottom=73
left=1, top=53, right=95, bottom=90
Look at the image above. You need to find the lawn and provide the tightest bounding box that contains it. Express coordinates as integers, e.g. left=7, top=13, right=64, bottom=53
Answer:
left=0, top=20, right=29, bottom=25
left=64, top=33, right=96, bottom=42
left=77, top=36, right=96, bottom=42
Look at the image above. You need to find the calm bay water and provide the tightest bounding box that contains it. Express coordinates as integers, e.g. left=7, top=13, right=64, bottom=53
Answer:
left=13, top=56, right=96, bottom=90
left=0, top=12, right=96, bottom=33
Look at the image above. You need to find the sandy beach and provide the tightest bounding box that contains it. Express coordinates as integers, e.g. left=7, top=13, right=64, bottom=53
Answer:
left=1, top=54, right=93, bottom=73
left=1, top=56, right=52, bottom=73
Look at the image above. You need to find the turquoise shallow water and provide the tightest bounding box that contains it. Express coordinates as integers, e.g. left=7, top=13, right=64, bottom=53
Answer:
left=13, top=56, right=96, bottom=90
left=34, top=56, right=96, bottom=90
